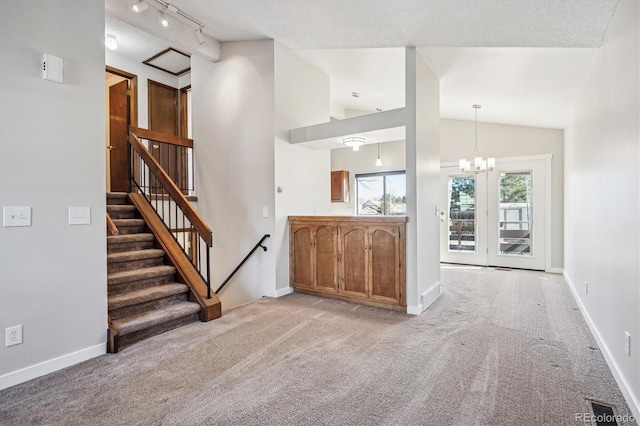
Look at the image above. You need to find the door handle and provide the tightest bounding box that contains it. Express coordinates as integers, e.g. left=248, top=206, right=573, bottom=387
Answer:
left=152, top=144, right=159, bottom=149
left=107, top=145, right=116, bottom=150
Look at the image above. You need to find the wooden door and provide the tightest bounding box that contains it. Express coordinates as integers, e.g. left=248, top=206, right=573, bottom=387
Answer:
left=109, top=80, right=129, bottom=192
left=369, top=225, right=400, bottom=303
left=148, top=80, right=183, bottom=190
left=340, top=225, right=368, bottom=298
left=290, top=225, right=314, bottom=289
left=314, top=225, right=338, bottom=293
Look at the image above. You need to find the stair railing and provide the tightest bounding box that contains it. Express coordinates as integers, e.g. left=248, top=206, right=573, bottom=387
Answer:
left=215, top=234, right=271, bottom=295
left=128, top=126, right=214, bottom=298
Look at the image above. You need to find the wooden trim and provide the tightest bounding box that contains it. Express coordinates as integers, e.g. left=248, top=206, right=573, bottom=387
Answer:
left=106, top=213, right=119, bottom=236
left=129, top=128, right=212, bottom=245
left=129, top=193, right=221, bottom=321
left=130, top=126, right=193, bottom=148
left=289, top=215, right=409, bottom=224
left=143, top=48, right=191, bottom=76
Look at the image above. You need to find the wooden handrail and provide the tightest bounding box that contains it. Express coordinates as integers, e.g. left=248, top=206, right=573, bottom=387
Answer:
left=129, top=126, right=193, bottom=148
left=106, top=213, right=119, bottom=236
left=129, top=129, right=212, bottom=246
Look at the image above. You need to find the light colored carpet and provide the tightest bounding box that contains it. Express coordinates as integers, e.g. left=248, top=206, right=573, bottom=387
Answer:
left=0, top=267, right=636, bottom=425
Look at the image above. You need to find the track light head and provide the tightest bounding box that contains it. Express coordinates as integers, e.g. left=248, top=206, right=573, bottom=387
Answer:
left=194, top=27, right=206, bottom=45
left=130, top=0, right=148, bottom=14
left=158, top=8, right=170, bottom=28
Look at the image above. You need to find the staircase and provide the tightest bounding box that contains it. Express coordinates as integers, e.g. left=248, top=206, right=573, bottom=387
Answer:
left=106, top=192, right=201, bottom=352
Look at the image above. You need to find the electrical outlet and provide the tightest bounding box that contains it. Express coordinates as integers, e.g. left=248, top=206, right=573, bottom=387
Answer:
left=585, top=281, right=589, bottom=294
left=624, top=332, right=631, bottom=356
left=5, top=325, right=23, bottom=347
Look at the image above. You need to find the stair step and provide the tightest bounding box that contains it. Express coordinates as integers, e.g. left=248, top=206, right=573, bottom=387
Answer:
left=107, top=249, right=165, bottom=274
left=110, top=301, right=201, bottom=337
left=109, top=283, right=189, bottom=310
left=107, top=233, right=155, bottom=253
left=113, top=219, right=145, bottom=235
left=107, top=205, right=137, bottom=219
left=107, top=192, right=130, bottom=205
left=108, top=265, right=176, bottom=286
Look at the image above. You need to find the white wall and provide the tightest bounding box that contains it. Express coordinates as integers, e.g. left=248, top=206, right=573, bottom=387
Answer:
left=273, top=43, right=331, bottom=294
left=191, top=42, right=276, bottom=310
left=331, top=140, right=406, bottom=215
left=564, top=0, right=639, bottom=417
left=441, top=118, right=564, bottom=270
left=405, top=48, right=441, bottom=313
left=106, top=51, right=180, bottom=128
left=0, top=1, right=106, bottom=388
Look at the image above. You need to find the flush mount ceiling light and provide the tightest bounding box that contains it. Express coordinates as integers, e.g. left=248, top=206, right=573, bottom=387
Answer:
left=194, top=26, right=206, bottom=45
left=131, top=0, right=148, bottom=13
left=459, top=104, right=495, bottom=174
left=105, top=34, right=118, bottom=50
left=343, top=136, right=366, bottom=152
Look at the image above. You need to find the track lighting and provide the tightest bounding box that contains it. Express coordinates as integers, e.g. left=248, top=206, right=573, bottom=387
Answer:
left=105, top=35, right=118, bottom=50
left=158, top=6, right=170, bottom=28
left=130, top=0, right=148, bottom=14
left=194, top=26, right=206, bottom=45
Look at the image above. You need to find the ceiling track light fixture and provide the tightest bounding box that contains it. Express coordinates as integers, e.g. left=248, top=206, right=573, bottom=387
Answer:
left=153, top=0, right=206, bottom=29
left=459, top=104, right=495, bottom=174
left=105, top=34, right=118, bottom=50
left=343, top=136, right=366, bottom=152
left=131, top=0, right=149, bottom=14
left=158, top=5, right=170, bottom=28
left=194, top=26, right=206, bottom=45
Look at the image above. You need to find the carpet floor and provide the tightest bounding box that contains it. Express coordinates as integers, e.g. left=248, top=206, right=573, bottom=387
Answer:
left=0, top=266, right=636, bottom=425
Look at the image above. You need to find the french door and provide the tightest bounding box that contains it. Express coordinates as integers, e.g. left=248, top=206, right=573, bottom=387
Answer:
left=440, top=157, right=548, bottom=271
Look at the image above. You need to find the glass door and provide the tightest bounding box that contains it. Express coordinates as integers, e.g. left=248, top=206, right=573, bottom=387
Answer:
left=440, top=168, right=487, bottom=266
left=441, top=157, right=547, bottom=271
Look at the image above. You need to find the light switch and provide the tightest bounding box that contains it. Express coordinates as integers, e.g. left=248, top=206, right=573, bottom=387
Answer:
left=69, top=207, right=91, bottom=225
left=3, top=207, right=31, bottom=227
left=262, top=207, right=268, bottom=218
left=42, top=53, right=63, bottom=84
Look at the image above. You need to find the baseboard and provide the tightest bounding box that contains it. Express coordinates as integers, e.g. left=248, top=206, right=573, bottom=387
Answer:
left=546, top=267, right=564, bottom=274
left=0, top=343, right=105, bottom=390
left=563, top=271, right=640, bottom=420
left=275, top=287, right=294, bottom=298
left=407, top=282, right=442, bottom=316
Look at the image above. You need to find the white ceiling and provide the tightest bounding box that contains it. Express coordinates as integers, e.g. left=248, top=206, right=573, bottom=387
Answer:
left=106, top=0, right=618, bottom=130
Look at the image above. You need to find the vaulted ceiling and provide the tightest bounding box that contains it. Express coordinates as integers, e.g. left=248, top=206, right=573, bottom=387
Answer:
left=106, top=0, right=619, bottom=129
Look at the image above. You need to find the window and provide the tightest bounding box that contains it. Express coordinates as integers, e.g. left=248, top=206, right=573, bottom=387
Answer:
left=356, top=171, right=406, bottom=215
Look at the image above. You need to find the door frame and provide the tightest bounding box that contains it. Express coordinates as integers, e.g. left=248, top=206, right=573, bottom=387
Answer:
left=440, top=154, right=552, bottom=272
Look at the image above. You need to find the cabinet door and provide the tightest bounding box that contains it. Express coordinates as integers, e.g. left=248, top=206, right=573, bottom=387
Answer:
left=290, top=225, right=314, bottom=289
left=314, top=225, right=338, bottom=293
left=340, top=225, right=368, bottom=298
left=331, top=170, right=349, bottom=202
left=369, top=225, right=400, bottom=303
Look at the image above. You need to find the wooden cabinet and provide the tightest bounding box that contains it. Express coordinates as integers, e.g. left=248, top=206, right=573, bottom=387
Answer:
left=331, top=170, right=349, bottom=202
left=290, top=223, right=338, bottom=293
left=289, top=216, right=407, bottom=311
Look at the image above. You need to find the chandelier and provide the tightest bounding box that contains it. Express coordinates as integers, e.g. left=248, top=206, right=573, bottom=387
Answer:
left=459, top=104, right=495, bottom=173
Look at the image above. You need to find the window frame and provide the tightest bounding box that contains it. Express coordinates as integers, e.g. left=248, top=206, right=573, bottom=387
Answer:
left=355, top=170, right=407, bottom=216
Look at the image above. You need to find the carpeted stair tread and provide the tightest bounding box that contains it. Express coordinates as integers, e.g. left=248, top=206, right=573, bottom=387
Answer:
left=107, top=249, right=165, bottom=264
left=113, top=219, right=145, bottom=226
left=107, top=205, right=136, bottom=212
left=110, top=301, right=201, bottom=336
left=108, top=283, right=189, bottom=310
left=106, top=193, right=130, bottom=205
left=108, top=265, right=176, bottom=285
left=107, top=233, right=155, bottom=244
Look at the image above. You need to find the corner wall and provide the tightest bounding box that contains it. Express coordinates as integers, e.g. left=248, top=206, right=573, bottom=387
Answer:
left=564, top=0, right=639, bottom=417
left=405, top=48, right=441, bottom=313
left=0, top=0, right=107, bottom=388
left=191, top=42, right=277, bottom=309
left=273, top=43, right=331, bottom=295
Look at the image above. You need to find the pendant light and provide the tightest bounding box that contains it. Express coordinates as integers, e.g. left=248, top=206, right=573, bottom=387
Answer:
left=376, top=143, right=383, bottom=167
left=459, top=104, right=495, bottom=173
